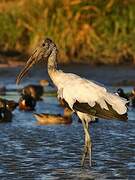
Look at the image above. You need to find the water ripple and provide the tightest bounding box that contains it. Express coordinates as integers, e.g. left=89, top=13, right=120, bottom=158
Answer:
left=0, top=90, right=134, bottom=179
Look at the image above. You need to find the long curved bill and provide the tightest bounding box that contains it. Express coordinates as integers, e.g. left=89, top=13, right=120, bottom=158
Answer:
left=16, top=38, right=55, bottom=85
left=16, top=49, right=38, bottom=85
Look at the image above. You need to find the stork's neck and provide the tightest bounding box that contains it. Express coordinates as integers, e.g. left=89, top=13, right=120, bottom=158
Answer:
left=48, top=48, right=58, bottom=73
left=47, top=48, right=59, bottom=85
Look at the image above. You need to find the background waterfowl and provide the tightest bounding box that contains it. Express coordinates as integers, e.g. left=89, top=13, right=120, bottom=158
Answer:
left=129, top=87, right=135, bottom=107
left=5, top=99, right=18, bottom=111
left=0, top=98, right=12, bottom=122
left=116, top=88, right=129, bottom=101
left=34, top=107, right=73, bottom=125
left=18, top=94, right=36, bottom=111
left=21, top=80, right=50, bottom=100
left=0, top=98, right=18, bottom=111
left=16, top=38, right=128, bottom=167
left=39, top=79, right=50, bottom=87
left=0, top=98, right=7, bottom=109
left=116, top=88, right=130, bottom=106
left=0, top=108, right=12, bottom=122
left=21, top=84, right=44, bottom=101
left=0, top=84, right=6, bottom=95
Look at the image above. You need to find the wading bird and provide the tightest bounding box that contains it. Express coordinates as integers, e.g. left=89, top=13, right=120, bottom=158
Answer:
left=16, top=38, right=128, bottom=167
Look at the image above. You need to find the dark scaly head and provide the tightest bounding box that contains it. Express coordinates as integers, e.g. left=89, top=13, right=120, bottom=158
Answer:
left=16, top=38, right=56, bottom=84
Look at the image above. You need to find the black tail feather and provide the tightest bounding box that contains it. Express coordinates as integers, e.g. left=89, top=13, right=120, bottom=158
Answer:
left=73, top=101, right=128, bottom=121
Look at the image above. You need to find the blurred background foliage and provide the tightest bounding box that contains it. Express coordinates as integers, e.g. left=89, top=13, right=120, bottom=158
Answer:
left=0, top=0, right=135, bottom=64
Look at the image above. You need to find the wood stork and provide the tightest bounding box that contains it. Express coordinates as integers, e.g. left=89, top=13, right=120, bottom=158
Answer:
left=16, top=38, right=128, bottom=167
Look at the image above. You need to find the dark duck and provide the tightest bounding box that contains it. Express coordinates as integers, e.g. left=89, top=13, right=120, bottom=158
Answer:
left=21, top=80, right=49, bottom=101
left=18, top=94, right=36, bottom=111
left=116, top=88, right=129, bottom=106
left=5, top=99, right=18, bottom=111
left=0, top=98, right=12, bottom=122
left=129, top=87, right=135, bottom=107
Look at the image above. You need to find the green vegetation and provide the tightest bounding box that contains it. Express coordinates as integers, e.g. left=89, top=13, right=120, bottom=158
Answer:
left=0, top=0, right=135, bottom=64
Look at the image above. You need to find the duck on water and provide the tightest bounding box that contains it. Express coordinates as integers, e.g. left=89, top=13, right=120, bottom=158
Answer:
left=0, top=98, right=13, bottom=122
left=20, top=79, right=50, bottom=101
left=34, top=107, right=72, bottom=125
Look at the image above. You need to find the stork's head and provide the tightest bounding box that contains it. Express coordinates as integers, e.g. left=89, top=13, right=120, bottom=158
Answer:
left=16, top=38, right=56, bottom=84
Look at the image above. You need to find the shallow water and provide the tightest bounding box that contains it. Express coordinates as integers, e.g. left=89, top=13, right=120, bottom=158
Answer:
left=0, top=65, right=135, bottom=179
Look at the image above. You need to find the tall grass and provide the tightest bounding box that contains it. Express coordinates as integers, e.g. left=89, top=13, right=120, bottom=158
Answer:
left=0, top=0, right=135, bottom=64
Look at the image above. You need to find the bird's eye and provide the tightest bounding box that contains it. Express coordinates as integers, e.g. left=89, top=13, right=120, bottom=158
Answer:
left=42, top=43, right=45, bottom=47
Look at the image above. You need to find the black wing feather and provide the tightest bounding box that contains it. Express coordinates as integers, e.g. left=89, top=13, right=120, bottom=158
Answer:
left=73, top=100, right=128, bottom=121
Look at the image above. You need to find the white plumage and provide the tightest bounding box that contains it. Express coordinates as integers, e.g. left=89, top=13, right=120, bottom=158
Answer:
left=52, top=71, right=128, bottom=115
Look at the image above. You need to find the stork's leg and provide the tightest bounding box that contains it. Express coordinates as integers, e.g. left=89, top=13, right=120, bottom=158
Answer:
left=86, top=120, right=92, bottom=167
left=81, top=119, right=92, bottom=167
left=81, top=119, right=87, bottom=166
